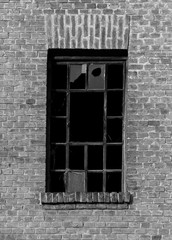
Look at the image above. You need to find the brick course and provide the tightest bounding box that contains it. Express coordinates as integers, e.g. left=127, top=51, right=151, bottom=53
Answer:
left=0, top=0, right=172, bottom=239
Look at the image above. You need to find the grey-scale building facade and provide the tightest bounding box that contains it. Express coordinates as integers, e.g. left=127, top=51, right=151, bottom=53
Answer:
left=1, top=0, right=172, bottom=239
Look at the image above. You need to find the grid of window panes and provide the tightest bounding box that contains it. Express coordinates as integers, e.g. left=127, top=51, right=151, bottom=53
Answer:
left=49, top=61, right=125, bottom=193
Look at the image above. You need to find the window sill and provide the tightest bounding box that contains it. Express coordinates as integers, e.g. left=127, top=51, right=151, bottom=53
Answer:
left=40, top=192, right=132, bottom=210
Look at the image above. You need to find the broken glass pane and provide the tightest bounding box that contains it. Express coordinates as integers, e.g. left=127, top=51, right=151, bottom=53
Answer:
left=69, top=145, right=84, bottom=170
left=51, top=92, right=66, bottom=116
left=106, top=145, right=122, bottom=169
left=67, top=171, right=85, bottom=193
left=106, top=172, right=121, bottom=192
left=52, top=64, right=67, bottom=90
left=87, top=173, right=103, bottom=192
left=50, top=171, right=65, bottom=192
left=107, top=118, right=122, bottom=143
left=51, top=145, right=66, bottom=170
left=70, top=92, right=104, bottom=142
left=88, top=145, right=103, bottom=170
left=107, top=64, right=123, bottom=89
left=107, top=91, right=123, bottom=116
left=70, top=64, right=86, bottom=89
left=50, top=118, right=66, bottom=143
left=88, top=64, right=105, bottom=90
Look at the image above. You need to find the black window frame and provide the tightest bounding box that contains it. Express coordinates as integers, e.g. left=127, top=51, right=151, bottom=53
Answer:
left=46, top=49, right=128, bottom=194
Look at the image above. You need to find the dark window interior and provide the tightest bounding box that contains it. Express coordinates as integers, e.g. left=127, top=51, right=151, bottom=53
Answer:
left=87, top=145, right=103, bottom=170
left=87, top=173, right=103, bottom=192
left=52, top=64, right=67, bottom=89
left=69, top=145, right=85, bottom=170
left=70, top=92, right=104, bottom=142
left=107, top=64, right=123, bottom=89
left=47, top=49, right=127, bottom=194
left=51, top=145, right=66, bottom=170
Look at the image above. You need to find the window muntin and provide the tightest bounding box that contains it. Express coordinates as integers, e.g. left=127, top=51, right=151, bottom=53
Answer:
left=47, top=52, right=126, bottom=194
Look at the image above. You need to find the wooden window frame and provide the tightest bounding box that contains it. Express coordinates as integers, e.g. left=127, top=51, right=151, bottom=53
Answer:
left=46, top=49, right=128, bottom=195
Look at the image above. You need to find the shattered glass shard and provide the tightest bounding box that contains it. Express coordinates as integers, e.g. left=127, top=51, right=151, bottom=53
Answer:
left=70, top=64, right=86, bottom=89
left=88, top=64, right=105, bottom=90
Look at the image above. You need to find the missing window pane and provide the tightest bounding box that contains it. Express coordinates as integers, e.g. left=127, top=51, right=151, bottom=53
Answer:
left=107, top=118, right=122, bottom=143
left=107, top=91, right=123, bottom=116
left=67, top=171, right=85, bottom=193
left=107, top=64, right=123, bottom=89
left=70, top=64, right=86, bottom=89
left=88, top=145, right=103, bottom=170
left=88, top=64, right=105, bottom=90
left=50, top=118, right=66, bottom=143
left=106, top=145, right=122, bottom=169
left=50, top=172, right=65, bottom=192
left=70, top=93, right=104, bottom=142
left=87, top=173, right=103, bottom=192
left=51, top=145, right=66, bottom=170
left=69, top=145, right=84, bottom=170
left=51, top=92, right=66, bottom=116
left=52, top=64, right=67, bottom=89
left=106, top=172, right=121, bottom=192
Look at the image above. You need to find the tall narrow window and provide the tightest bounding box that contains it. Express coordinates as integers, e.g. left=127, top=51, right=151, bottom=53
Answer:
left=46, top=49, right=127, bottom=194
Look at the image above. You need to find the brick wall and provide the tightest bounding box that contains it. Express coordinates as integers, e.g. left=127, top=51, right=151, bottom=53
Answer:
left=0, top=0, right=172, bottom=239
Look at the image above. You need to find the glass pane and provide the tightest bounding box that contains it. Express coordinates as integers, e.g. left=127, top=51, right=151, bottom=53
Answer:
left=88, top=145, right=103, bottom=170
left=88, top=64, right=105, bottom=90
left=50, top=172, right=65, bottom=192
left=106, top=145, right=122, bottom=169
left=51, top=92, right=66, bottom=116
left=107, top=118, right=122, bottom=143
left=106, top=172, right=121, bottom=192
left=87, top=173, right=103, bottom=192
left=107, top=64, right=123, bottom=89
left=50, top=118, right=66, bottom=143
left=51, top=145, right=66, bottom=170
left=52, top=64, right=67, bottom=90
left=70, top=93, right=104, bottom=142
left=69, top=145, right=84, bottom=170
left=67, top=171, right=85, bottom=192
left=70, top=64, right=86, bottom=89
left=107, top=91, right=123, bottom=116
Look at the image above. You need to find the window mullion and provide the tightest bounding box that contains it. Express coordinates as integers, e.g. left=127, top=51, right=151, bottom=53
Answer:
left=66, top=64, right=70, bottom=171
left=103, top=66, right=107, bottom=193
left=84, top=145, right=88, bottom=192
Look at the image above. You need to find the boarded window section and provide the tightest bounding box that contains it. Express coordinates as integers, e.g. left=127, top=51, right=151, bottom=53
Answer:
left=88, top=64, right=105, bottom=90
left=52, top=64, right=67, bottom=90
left=70, top=64, right=86, bottom=89
left=70, top=92, right=104, bottom=142
left=67, top=172, right=85, bottom=193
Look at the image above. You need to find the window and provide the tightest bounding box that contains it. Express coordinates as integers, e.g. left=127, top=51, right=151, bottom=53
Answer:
left=46, top=49, right=127, bottom=195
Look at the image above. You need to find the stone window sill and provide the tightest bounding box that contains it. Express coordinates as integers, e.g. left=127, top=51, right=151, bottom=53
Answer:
left=40, top=192, right=132, bottom=210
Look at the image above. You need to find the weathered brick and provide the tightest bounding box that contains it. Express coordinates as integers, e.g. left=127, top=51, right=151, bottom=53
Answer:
left=1, top=0, right=172, bottom=239
left=87, top=3, right=96, bottom=9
